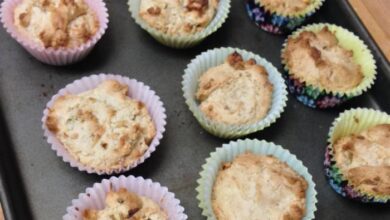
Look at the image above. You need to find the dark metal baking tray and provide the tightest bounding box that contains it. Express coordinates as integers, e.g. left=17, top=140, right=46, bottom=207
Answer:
left=0, top=0, right=389, bottom=219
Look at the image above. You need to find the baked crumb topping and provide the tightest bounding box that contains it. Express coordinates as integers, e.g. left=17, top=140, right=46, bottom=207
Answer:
left=14, top=0, right=99, bottom=49
left=258, top=0, right=312, bottom=16
left=283, top=27, right=363, bottom=92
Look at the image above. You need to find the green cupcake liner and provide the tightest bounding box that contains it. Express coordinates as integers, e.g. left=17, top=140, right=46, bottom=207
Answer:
left=281, top=23, right=377, bottom=98
left=196, top=139, right=318, bottom=220
left=326, top=108, right=390, bottom=202
left=128, top=0, right=231, bottom=49
left=182, top=47, right=288, bottom=138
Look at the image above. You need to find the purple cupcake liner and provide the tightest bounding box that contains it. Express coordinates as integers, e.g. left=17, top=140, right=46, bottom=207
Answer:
left=0, top=0, right=109, bottom=65
left=42, top=74, right=167, bottom=175
left=64, top=175, right=187, bottom=220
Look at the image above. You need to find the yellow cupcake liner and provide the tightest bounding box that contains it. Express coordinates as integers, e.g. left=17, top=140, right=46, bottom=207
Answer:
left=281, top=23, right=377, bottom=98
left=326, top=108, right=390, bottom=202
left=128, top=0, right=231, bottom=49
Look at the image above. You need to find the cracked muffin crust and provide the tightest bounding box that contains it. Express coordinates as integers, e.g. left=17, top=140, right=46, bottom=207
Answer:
left=139, top=0, right=219, bottom=35
left=195, top=52, right=273, bottom=125
left=212, top=153, right=308, bottom=220
left=83, top=188, right=168, bottom=220
left=283, top=27, right=363, bottom=92
left=258, top=0, right=312, bottom=16
left=333, top=124, right=390, bottom=197
left=14, top=0, right=99, bottom=49
left=45, top=80, right=156, bottom=172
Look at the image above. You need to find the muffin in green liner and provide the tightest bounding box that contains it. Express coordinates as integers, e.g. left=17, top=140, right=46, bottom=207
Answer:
left=281, top=23, right=377, bottom=109
left=196, top=139, right=318, bottom=220
left=246, top=0, right=324, bottom=34
left=325, top=108, right=390, bottom=203
left=182, top=47, right=287, bottom=138
left=128, top=0, right=231, bottom=49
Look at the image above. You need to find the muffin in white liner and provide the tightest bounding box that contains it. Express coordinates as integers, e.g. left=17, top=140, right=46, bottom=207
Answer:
left=0, top=0, right=109, bottom=65
left=128, top=0, right=231, bottom=48
left=182, top=47, right=288, bottom=138
left=64, top=175, right=187, bottom=220
left=42, top=74, right=167, bottom=175
left=196, top=139, right=317, bottom=220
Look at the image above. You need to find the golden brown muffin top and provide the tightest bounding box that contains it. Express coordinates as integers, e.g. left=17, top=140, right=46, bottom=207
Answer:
left=83, top=188, right=168, bottom=220
left=14, top=0, right=99, bottom=49
left=212, top=153, right=308, bottom=220
left=196, top=52, right=273, bottom=125
left=333, top=124, right=390, bottom=196
left=283, top=27, right=363, bottom=92
left=258, top=0, right=312, bottom=16
left=139, top=0, right=219, bottom=35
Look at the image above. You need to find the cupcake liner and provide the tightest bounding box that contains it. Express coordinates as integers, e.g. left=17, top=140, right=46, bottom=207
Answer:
left=182, top=47, right=288, bottom=138
left=64, top=175, right=187, bottom=220
left=0, top=0, right=109, bottom=66
left=281, top=23, right=377, bottom=108
left=128, top=0, right=231, bottom=49
left=324, top=108, right=390, bottom=203
left=245, top=0, right=324, bottom=34
left=42, top=74, right=167, bottom=175
left=196, top=139, right=317, bottom=220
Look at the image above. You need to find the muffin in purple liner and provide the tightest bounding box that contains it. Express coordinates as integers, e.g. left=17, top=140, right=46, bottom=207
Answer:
left=245, top=0, right=324, bottom=34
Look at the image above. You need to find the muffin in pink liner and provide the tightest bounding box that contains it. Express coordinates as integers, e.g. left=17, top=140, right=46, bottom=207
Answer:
left=0, top=0, right=109, bottom=66
left=64, top=175, right=188, bottom=220
left=42, top=74, right=167, bottom=175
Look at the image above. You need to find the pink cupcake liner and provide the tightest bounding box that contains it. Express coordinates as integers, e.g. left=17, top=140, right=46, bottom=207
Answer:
left=64, top=175, right=188, bottom=220
left=42, top=74, right=167, bottom=175
left=0, top=0, right=109, bottom=66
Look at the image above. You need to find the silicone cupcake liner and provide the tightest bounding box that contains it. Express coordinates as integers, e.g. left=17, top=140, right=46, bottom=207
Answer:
left=0, top=0, right=109, bottom=66
left=182, top=47, right=288, bottom=138
left=128, top=0, right=231, bottom=49
left=42, top=74, right=167, bottom=175
left=196, top=139, right=317, bottom=220
left=245, top=0, right=324, bottom=34
left=64, top=175, right=187, bottom=220
left=324, top=108, right=390, bottom=203
left=281, top=23, right=377, bottom=108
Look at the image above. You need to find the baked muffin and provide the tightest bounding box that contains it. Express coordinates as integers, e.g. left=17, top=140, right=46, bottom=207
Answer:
left=13, top=0, right=99, bottom=49
left=260, top=0, right=311, bottom=16
left=139, top=0, right=219, bottom=36
left=332, top=124, right=390, bottom=198
left=45, top=80, right=156, bottom=172
left=283, top=26, right=363, bottom=92
left=83, top=188, right=168, bottom=220
left=195, top=52, right=273, bottom=125
left=212, top=152, right=308, bottom=220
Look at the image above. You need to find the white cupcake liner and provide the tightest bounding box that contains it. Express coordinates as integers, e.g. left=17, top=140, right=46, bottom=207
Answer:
left=0, top=0, right=109, bottom=65
left=182, top=47, right=288, bottom=138
left=64, top=175, right=187, bottom=220
left=196, top=139, right=318, bottom=220
left=128, top=0, right=231, bottom=48
left=42, top=74, right=167, bottom=175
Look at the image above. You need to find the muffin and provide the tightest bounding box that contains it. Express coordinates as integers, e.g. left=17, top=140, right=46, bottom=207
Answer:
left=45, top=80, right=156, bottom=173
left=281, top=23, right=376, bottom=108
left=196, top=52, right=273, bottom=125
left=139, top=0, right=218, bottom=36
left=325, top=108, right=390, bottom=203
left=13, top=0, right=99, bottom=49
left=83, top=188, right=168, bottom=220
left=128, top=0, right=231, bottom=48
left=196, top=139, right=318, bottom=220
left=246, top=0, right=324, bottom=34
left=212, top=153, right=308, bottom=220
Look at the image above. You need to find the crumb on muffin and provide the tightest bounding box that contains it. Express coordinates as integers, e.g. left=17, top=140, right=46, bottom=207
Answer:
left=212, top=153, right=308, bottom=220
left=139, top=0, right=219, bottom=35
left=46, top=80, right=156, bottom=172
left=195, top=52, right=273, bottom=125
left=14, top=0, right=99, bottom=49
left=258, top=0, right=312, bottom=16
left=83, top=188, right=168, bottom=220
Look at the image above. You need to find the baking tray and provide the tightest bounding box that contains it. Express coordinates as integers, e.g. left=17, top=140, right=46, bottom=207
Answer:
left=0, top=0, right=389, bottom=219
